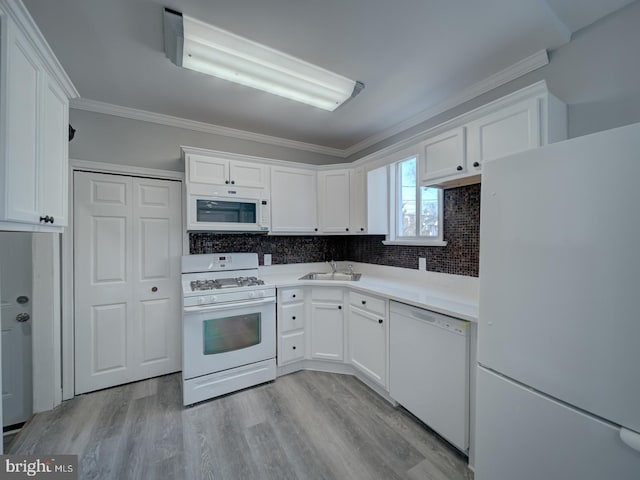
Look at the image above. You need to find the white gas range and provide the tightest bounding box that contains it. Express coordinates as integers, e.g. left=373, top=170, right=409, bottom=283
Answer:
left=181, top=253, right=276, bottom=406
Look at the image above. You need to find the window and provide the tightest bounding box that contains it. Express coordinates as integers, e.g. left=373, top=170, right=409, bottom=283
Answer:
left=386, top=156, right=445, bottom=245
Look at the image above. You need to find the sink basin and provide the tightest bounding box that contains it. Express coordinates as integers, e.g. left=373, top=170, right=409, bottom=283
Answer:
left=299, top=272, right=362, bottom=281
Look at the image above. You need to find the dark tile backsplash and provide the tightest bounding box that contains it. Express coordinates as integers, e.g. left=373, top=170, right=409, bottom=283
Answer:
left=189, top=183, right=480, bottom=277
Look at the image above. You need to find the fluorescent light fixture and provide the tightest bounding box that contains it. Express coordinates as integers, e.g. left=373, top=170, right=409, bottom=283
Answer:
left=163, top=8, right=364, bottom=111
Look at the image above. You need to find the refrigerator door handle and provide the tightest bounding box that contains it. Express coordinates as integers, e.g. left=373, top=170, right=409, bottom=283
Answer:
left=620, top=428, right=640, bottom=453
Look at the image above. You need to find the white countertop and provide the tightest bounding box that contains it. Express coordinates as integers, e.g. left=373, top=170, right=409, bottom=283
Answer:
left=259, top=261, right=479, bottom=322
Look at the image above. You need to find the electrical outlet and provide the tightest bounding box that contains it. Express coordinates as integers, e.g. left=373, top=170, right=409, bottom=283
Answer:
left=264, top=254, right=272, bottom=266
left=418, top=257, right=426, bottom=271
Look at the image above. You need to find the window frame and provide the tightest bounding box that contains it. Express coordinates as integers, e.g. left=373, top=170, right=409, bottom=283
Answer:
left=384, top=154, right=447, bottom=247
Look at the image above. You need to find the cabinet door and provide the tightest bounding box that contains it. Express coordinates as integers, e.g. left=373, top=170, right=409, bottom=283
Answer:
left=40, top=78, right=69, bottom=226
left=349, top=306, right=386, bottom=386
left=280, top=302, right=304, bottom=333
left=187, top=155, right=229, bottom=185
left=311, top=302, right=344, bottom=361
left=5, top=25, right=42, bottom=223
left=466, top=97, right=540, bottom=167
left=230, top=161, right=267, bottom=189
left=318, top=170, right=350, bottom=233
left=270, top=166, right=317, bottom=233
left=419, top=127, right=466, bottom=183
left=280, top=331, right=305, bottom=365
left=349, top=167, right=366, bottom=233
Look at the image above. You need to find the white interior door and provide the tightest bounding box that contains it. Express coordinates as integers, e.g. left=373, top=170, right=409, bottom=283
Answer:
left=74, top=172, right=182, bottom=394
left=0, top=232, right=33, bottom=426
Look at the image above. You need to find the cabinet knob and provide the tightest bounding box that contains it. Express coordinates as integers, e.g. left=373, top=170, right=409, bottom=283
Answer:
left=225, top=180, right=229, bottom=184
left=456, top=165, right=463, bottom=171
left=362, top=300, right=366, bottom=305
left=338, top=305, right=342, bottom=310
left=346, top=228, right=349, bottom=232
left=378, top=319, right=383, bottom=324
left=292, top=346, right=296, bottom=350
left=151, top=286, right=158, bottom=293
left=473, top=161, right=480, bottom=168
left=292, top=316, right=296, bottom=320
left=292, top=294, right=296, bottom=298
left=39, top=215, right=53, bottom=224
left=231, top=180, right=235, bottom=185
left=360, top=228, right=364, bottom=232
left=314, top=228, right=318, bottom=232
left=49, top=216, right=54, bottom=224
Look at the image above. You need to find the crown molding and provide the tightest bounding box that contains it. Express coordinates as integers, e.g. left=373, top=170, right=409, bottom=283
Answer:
left=343, top=49, right=549, bottom=157
left=70, top=98, right=347, bottom=158
left=70, top=50, right=548, bottom=160
left=0, top=0, right=79, bottom=98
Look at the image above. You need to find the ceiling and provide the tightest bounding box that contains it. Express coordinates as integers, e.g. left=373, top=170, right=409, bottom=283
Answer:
left=23, top=0, right=635, bottom=154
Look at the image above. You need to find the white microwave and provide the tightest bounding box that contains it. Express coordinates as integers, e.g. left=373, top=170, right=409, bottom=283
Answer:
left=187, top=193, right=270, bottom=232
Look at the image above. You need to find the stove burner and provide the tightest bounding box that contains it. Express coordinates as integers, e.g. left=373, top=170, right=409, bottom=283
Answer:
left=190, top=276, right=265, bottom=291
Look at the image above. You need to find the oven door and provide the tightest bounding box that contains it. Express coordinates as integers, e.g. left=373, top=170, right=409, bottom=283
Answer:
left=183, top=297, right=276, bottom=379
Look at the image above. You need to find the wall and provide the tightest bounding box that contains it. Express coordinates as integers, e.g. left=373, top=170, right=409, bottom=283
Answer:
left=348, top=1, right=640, bottom=161
left=190, top=183, right=480, bottom=277
left=68, top=109, right=344, bottom=171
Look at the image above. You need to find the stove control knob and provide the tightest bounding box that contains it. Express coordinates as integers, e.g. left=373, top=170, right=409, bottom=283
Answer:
left=198, top=296, right=207, bottom=305
left=248, top=291, right=256, bottom=299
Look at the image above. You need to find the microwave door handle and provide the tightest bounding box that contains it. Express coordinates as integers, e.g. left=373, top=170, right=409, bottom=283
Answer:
left=184, top=297, right=275, bottom=313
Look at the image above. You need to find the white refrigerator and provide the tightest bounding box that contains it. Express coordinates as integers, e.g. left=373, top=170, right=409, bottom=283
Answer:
left=475, top=122, right=640, bottom=479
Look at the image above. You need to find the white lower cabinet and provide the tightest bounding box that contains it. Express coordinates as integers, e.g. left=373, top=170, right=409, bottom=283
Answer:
left=310, top=302, right=344, bottom=361
left=277, top=287, right=307, bottom=366
left=348, top=306, right=386, bottom=386
left=280, top=331, right=305, bottom=364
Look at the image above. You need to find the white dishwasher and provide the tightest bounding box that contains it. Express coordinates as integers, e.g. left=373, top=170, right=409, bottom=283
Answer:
left=389, top=301, right=470, bottom=452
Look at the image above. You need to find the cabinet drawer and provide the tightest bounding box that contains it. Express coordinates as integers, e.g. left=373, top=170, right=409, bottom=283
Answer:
left=311, top=287, right=343, bottom=302
left=350, top=291, right=386, bottom=316
left=280, top=303, right=304, bottom=332
left=280, top=332, right=305, bottom=364
left=280, top=288, right=304, bottom=303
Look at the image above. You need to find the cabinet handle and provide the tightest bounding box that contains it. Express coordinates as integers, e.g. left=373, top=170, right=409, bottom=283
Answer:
left=292, top=294, right=296, bottom=298
left=362, top=300, right=366, bottom=305
left=473, top=161, right=480, bottom=168
left=314, top=228, right=318, bottom=232
left=151, top=287, right=158, bottom=293
left=346, top=228, right=349, bottom=232
left=292, top=316, right=296, bottom=320
left=378, top=319, right=383, bottom=324
left=360, top=228, right=364, bottom=231
left=456, top=165, right=463, bottom=171
left=225, top=180, right=229, bottom=184
left=39, top=215, right=54, bottom=224
left=231, top=180, right=235, bottom=185
left=338, top=305, right=342, bottom=310
left=292, top=346, right=296, bottom=350
left=49, top=216, right=54, bottom=224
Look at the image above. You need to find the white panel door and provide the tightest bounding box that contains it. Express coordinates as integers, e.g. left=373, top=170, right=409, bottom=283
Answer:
left=74, top=172, right=181, bottom=394
left=0, top=232, right=33, bottom=426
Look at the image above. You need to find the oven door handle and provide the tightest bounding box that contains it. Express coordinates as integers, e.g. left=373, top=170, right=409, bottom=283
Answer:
left=184, top=297, right=276, bottom=313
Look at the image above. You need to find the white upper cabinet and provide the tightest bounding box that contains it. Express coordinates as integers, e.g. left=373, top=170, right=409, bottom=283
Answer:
left=419, top=83, right=566, bottom=188
left=270, top=165, right=318, bottom=233
left=349, top=167, right=367, bottom=233
left=0, top=1, right=78, bottom=230
left=186, top=154, right=267, bottom=190
left=466, top=97, right=540, bottom=168
left=318, top=169, right=350, bottom=233
left=419, top=127, right=467, bottom=183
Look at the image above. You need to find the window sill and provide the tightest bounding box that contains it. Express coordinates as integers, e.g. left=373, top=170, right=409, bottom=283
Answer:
left=382, top=239, right=448, bottom=247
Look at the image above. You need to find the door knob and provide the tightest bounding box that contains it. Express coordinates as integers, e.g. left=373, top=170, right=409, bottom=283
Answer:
left=16, top=313, right=30, bottom=323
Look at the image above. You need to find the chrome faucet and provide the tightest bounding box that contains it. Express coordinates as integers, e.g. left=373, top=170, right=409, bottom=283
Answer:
left=328, top=259, right=337, bottom=273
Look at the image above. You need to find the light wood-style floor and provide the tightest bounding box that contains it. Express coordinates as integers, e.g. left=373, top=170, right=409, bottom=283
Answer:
left=8, top=370, right=473, bottom=480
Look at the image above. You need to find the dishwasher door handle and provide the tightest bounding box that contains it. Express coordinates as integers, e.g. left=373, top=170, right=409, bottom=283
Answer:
left=409, top=309, right=436, bottom=322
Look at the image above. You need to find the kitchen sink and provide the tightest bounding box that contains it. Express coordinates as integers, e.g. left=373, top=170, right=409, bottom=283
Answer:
left=299, top=272, right=362, bottom=281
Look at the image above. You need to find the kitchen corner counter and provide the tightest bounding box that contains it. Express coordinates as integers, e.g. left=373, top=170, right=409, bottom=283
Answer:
left=259, top=262, right=479, bottom=322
